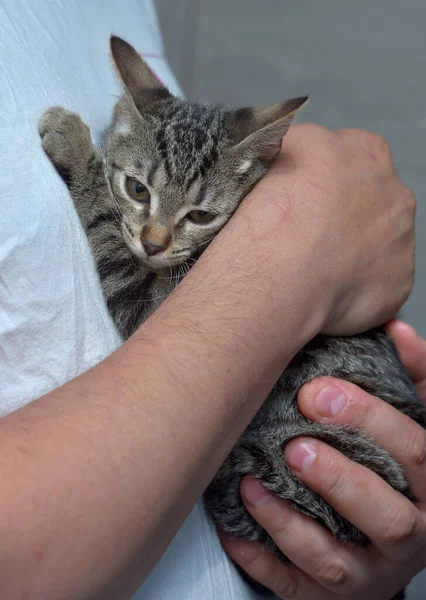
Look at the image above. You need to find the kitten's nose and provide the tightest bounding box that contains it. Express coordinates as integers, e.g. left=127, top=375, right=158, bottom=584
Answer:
left=143, top=240, right=164, bottom=257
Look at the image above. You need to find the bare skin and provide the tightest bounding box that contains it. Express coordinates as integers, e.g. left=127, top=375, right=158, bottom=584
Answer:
left=0, top=125, right=416, bottom=599
left=223, top=321, right=426, bottom=599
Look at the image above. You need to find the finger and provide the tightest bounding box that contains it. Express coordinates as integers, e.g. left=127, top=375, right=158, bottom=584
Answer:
left=386, top=320, right=426, bottom=392
left=334, top=128, right=394, bottom=169
left=237, top=476, right=368, bottom=595
left=297, top=377, right=426, bottom=500
left=284, top=438, right=425, bottom=563
left=219, top=530, right=344, bottom=600
left=219, top=531, right=303, bottom=599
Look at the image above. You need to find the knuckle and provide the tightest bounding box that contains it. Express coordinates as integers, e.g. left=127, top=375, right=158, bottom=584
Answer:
left=371, top=133, right=392, bottom=156
left=273, top=572, right=299, bottom=599
left=323, top=460, right=349, bottom=499
left=402, top=284, right=413, bottom=306
left=335, top=128, right=393, bottom=163
left=231, top=545, right=271, bottom=581
left=267, top=513, right=293, bottom=541
left=366, top=134, right=392, bottom=165
left=403, top=185, right=417, bottom=214
left=381, top=505, right=418, bottom=546
left=405, top=427, right=426, bottom=468
left=235, top=544, right=262, bottom=572
left=315, top=559, right=352, bottom=591
left=399, top=276, right=414, bottom=307
left=236, top=544, right=299, bottom=599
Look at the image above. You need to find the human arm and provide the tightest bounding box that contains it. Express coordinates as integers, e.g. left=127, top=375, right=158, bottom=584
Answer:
left=0, top=125, right=415, bottom=599
left=223, top=321, right=426, bottom=599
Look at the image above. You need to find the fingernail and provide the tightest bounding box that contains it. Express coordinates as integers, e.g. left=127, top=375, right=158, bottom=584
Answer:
left=241, top=476, right=272, bottom=508
left=285, top=441, right=317, bottom=472
left=315, top=386, right=347, bottom=417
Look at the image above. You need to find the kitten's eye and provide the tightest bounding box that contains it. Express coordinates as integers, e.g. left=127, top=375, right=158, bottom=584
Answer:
left=187, top=210, right=216, bottom=224
left=126, top=177, right=151, bottom=204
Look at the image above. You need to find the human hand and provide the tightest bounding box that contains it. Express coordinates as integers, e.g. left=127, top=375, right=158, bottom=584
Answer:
left=236, top=124, right=416, bottom=337
left=220, top=321, right=426, bottom=599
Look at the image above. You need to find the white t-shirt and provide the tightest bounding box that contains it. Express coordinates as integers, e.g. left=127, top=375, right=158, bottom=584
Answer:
left=0, top=1, right=263, bottom=598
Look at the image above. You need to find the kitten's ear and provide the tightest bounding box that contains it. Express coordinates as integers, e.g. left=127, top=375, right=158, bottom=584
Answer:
left=110, top=36, right=172, bottom=109
left=231, top=96, right=308, bottom=163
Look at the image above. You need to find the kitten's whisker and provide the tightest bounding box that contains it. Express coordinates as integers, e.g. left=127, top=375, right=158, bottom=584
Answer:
left=167, top=266, right=175, bottom=287
left=191, top=236, right=217, bottom=251
left=118, top=292, right=171, bottom=304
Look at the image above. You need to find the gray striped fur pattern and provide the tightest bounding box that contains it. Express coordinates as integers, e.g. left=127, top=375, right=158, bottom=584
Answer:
left=39, top=37, right=426, bottom=560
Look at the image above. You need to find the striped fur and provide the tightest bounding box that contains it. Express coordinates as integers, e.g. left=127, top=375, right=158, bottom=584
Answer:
left=38, top=37, right=426, bottom=569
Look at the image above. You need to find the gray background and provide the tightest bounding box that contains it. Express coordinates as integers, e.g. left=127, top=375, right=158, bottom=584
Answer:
left=155, top=1, right=426, bottom=597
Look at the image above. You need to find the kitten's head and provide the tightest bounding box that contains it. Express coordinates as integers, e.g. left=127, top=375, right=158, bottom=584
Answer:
left=105, top=36, right=307, bottom=271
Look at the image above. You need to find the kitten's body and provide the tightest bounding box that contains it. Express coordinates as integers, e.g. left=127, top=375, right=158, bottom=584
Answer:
left=39, top=37, right=426, bottom=563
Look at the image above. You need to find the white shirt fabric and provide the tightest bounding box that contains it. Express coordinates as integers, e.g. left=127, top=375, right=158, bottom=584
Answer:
left=0, top=0, right=264, bottom=597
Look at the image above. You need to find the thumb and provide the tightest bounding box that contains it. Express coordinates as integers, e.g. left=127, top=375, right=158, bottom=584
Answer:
left=386, top=320, right=426, bottom=386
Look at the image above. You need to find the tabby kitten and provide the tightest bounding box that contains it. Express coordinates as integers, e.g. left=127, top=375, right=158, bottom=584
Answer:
left=39, top=37, right=426, bottom=557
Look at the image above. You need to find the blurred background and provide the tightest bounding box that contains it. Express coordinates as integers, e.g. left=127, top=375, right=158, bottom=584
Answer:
left=156, top=0, right=426, bottom=340
left=155, top=1, right=426, bottom=597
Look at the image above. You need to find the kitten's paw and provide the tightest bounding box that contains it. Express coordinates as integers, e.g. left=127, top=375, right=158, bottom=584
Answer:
left=38, top=107, right=94, bottom=184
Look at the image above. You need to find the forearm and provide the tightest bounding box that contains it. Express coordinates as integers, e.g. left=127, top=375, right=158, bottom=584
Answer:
left=0, top=200, right=324, bottom=599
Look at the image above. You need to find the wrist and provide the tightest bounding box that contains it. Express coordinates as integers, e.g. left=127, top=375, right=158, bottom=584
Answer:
left=138, top=199, right=326, bottom=408
left=231, top=180, right=329, bottom=345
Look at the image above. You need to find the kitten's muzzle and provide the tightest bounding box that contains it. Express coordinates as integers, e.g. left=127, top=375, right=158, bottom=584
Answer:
left=142, top=240, right=164, bottom=256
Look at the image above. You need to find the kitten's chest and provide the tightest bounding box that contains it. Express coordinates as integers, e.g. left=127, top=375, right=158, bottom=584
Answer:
left=144, top=271, right=182, bottom=318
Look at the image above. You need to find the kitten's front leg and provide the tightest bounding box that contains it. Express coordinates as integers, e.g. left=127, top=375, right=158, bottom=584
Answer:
left=39, top=107, right=152, bottom=339
left=38, top=107, right=109, bottom=226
